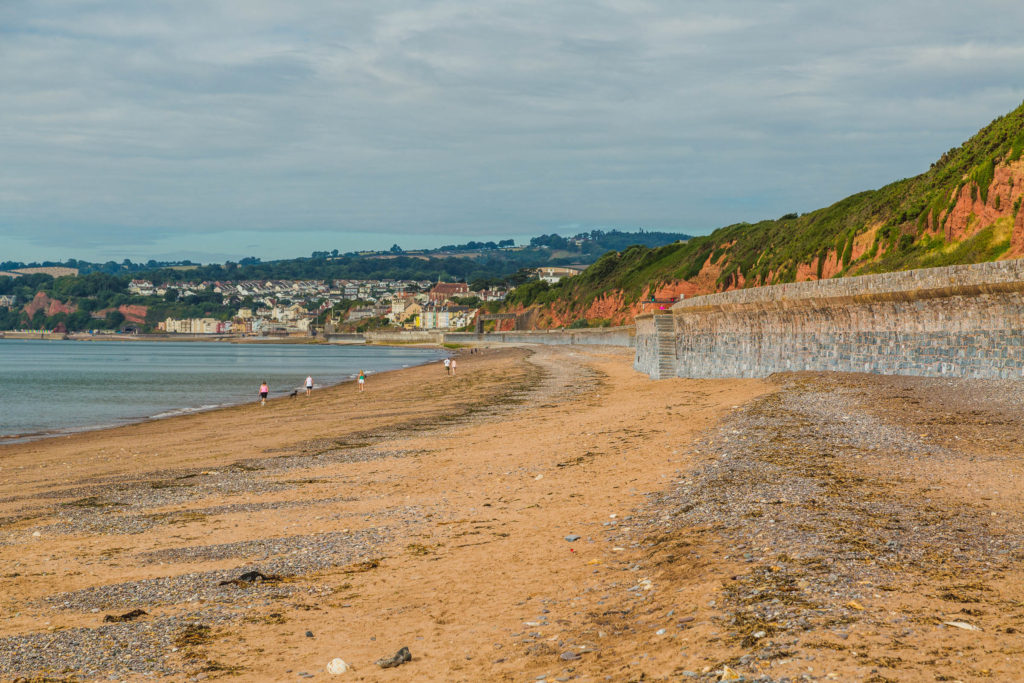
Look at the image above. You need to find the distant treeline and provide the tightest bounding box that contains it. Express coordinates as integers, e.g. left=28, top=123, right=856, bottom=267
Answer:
left=137, top=252, right=548, bottom=285
left=529, top=229, right=691, bottom=253
left=2, top=229, right=691, bottom=282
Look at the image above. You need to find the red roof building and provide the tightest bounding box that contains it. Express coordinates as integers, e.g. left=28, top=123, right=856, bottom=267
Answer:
left=428, top=281, right=470, bottom=303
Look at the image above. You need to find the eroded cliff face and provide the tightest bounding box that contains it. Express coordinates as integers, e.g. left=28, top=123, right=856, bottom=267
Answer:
left=940, top=160, right=1024, bottom=244
left=118, top=305, right=148, bottom=324
left=93, top=305, right=148, bottom=324
left=23, top=292, right=76, bottom=318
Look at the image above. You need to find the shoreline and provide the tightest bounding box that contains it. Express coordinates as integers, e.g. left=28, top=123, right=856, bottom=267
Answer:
left=0, top=342, right=451, bottom=447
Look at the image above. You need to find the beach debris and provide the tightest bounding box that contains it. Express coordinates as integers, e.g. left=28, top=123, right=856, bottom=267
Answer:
left=342, top=558, right=381, bottom=574
left=559, top=651, right=581, bottom=661
left=564, top=534, right=581, bottom=542
left=31, top=531, right=41, bottom=538
left=306, top=630, right=315, bottom=638
left=218, top=570, right=281, bottom=587
left=375, top=646, right=412, bottom=669
left=718, top=665, right=742, bottom=681
left=846, top=600, right=865, bottom=610
left=534, top=474, right=544, bottom=480
left=944, top=620, right=982, bottom=631
left=326, top=658, right=350, bottom=675
left=103, top=609, right=148, bottom=623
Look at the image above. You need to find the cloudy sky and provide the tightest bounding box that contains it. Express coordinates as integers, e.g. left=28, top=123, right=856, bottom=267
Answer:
left=2, top=1, right=1023, bottom=263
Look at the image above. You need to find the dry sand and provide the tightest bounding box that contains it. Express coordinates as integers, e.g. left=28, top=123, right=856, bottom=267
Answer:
left=1, top=346, right=1022, bottom=682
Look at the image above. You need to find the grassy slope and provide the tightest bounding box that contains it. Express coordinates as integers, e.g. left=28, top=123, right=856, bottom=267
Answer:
left=510, top=101, right=1024, bottom=316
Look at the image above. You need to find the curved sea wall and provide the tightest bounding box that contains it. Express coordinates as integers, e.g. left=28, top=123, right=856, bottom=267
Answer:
left=635, top=259, right=1024, bottom=380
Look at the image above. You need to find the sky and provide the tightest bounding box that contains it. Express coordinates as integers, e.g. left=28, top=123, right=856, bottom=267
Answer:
left=2, top=1, right=1024, bottom=264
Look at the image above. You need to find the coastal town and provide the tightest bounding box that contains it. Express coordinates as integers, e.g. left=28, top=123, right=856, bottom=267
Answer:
left=0, top=266, right=549, bottom=337
left=144, top=278, right=508, bottom=336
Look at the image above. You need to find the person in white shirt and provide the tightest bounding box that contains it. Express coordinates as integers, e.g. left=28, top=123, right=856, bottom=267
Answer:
left=443, top=358, right=451, bottom=375
left=305, top=375, right=314, bottom=397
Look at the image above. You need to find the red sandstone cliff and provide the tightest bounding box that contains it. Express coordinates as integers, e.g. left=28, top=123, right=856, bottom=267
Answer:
left=23, top=292, right=76, bottom=318
left=93, top=305, right=148, bottom=324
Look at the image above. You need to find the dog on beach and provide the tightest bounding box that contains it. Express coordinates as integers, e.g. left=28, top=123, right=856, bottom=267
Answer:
left=288, top=390, right=298, bottom=398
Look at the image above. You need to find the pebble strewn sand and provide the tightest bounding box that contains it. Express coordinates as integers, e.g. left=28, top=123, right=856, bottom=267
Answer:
left=2, top=348, right=1023, bottom=682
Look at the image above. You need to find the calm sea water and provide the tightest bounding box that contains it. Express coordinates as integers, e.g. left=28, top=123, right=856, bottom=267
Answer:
left=0, top=340, right=445, bottom=442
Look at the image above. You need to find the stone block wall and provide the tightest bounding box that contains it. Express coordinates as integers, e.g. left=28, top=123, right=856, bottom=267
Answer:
left=634, top=259, right=1024, bottom=380
left=633, top=315, right=659, bottom=375
left=447, top=327, right=635, bottom=348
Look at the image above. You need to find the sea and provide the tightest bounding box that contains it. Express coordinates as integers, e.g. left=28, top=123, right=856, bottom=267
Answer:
left=0, top=339, right=445, bottom=443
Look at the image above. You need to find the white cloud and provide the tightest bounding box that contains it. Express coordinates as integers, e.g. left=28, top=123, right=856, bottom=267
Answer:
left=1, top=0, right=1023, bottom=261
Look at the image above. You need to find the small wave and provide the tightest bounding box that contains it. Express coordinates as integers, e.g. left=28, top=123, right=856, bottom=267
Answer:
left=150, top=404, right=223, bottom=420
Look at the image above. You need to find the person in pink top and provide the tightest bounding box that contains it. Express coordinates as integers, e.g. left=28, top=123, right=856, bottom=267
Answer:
left=258, top=381, right=269, bottom=406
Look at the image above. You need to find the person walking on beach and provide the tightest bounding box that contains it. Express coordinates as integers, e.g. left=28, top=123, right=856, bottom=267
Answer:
left=443, top=357, right=451, bottom=375
left=358, top=370, right=366, bottom=392
left=450, top=358, right=457, bottom=376
left=305, top=375, right=314, bottom=397
left=258, top=380, right=269, bottom=406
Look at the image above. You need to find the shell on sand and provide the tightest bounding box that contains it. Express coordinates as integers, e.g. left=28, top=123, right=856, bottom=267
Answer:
left=326, top=658, right=349, bottom=674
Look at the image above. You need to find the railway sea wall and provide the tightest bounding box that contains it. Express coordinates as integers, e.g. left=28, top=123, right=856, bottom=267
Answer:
left=635, top=260, right=1024, bottom=380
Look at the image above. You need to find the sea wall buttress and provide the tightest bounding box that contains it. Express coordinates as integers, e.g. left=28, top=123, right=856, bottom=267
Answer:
left=634, top=259, right=1024, bottom=380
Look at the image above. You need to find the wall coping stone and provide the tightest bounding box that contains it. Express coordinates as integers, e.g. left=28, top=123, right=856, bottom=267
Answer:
left=672, top=259, right=1024, bottom=313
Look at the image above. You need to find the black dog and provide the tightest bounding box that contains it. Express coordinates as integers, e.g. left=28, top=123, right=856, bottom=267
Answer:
left=288, top=390, right=298, bottom=398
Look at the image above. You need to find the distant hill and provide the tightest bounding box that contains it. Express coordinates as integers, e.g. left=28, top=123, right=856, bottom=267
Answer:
left=0, top=230, right=691, bottom=291
left=507, top=101, right=1024, bottom=327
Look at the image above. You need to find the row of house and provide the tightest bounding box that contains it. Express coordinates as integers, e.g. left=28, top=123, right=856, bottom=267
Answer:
left=160, top=318, right=233, bottom=334
left=143, top=274, right=565, bottom=335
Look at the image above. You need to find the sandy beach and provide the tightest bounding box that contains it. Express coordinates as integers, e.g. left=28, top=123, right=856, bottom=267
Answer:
left=2, top=346, right=1023, bottom=682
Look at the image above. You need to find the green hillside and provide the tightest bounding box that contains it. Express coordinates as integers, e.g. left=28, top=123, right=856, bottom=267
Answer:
left=509, top=100, right=1024, bottom=319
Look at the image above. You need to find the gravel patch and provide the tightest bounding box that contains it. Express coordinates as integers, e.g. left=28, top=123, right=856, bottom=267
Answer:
left=21, top=495, right=358, bottom=539
left=134, top=527, right=393, bottom=565
left=620, top=372, right=1024, bottom=681
left=0, top=608, right=233, bottom=680
left=45, top=523, right=397, bottom=611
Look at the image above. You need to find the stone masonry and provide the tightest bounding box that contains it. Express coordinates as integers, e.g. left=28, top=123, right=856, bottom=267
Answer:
left=634, top=259, right=1024, bottom=380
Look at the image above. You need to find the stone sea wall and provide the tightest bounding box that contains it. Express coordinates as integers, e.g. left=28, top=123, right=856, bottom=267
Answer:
left=364, top=330, right=446, bottom=344
left=328, top=327, right=636, bottom=348
left=633, top=315, right=659, bottom=374
left=446, top=327, right=635, bottom=347
left=635, top=259, right=1024, bottom=380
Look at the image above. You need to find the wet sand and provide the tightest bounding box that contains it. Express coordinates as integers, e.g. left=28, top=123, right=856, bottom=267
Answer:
left=1, top=346, right=1022, bottom=682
